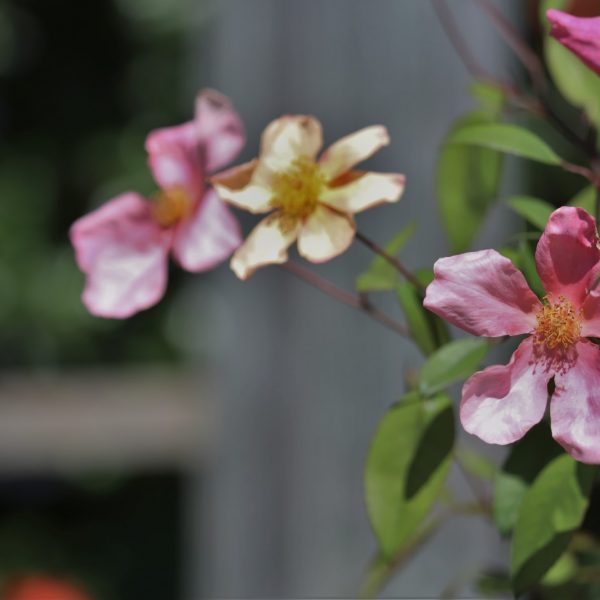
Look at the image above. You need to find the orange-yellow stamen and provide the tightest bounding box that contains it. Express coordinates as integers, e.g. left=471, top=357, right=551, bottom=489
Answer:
left=270, top=156, right=326, bottom=221
left=152, top=187, right=190, bottom=228
left=534, top=295, right=582, bottom=350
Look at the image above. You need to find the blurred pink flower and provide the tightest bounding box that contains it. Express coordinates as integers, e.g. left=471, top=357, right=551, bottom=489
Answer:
left=211, top=115, right=405, bottom=279
left=3, top=576, right=93, bottom=600
left=424, top=207, right=600, bottom=463
left=547, top=8, right=600, bottom=75
left=70, top=89, right=244, bottom=318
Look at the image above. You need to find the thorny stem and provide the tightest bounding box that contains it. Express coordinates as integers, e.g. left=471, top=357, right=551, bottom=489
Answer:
left=280, top=260, right=411, bottom=340
left=355, top=231, right=425, bottom=291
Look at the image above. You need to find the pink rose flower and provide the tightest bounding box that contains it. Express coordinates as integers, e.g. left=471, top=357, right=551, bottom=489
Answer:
left=547, top=8, right=600, bottom=76
left=70, top=89, right=245, bottom=318
left=424, top=207, right=600, bottom=464
left=211, top=115, right=406, bottom=279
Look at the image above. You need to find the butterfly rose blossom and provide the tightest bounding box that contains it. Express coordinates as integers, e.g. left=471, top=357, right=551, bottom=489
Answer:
left=70, top=89, right=244, bottom=318
left=424, top=207, right=600, bottom=464
left=547, top=8, right=600, bottom=76
left=211, top=116, right=406, bottom=279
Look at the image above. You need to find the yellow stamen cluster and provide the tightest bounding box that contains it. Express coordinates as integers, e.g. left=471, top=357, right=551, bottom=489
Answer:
left=152, top=187, right=190, bottom=228
left=534, top=295, right=582, bottom=350
left=270, top=156, right=326, bottom=222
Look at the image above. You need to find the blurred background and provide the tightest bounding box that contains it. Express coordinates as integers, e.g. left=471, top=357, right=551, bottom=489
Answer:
left=0, top=0, right=579, bottom=598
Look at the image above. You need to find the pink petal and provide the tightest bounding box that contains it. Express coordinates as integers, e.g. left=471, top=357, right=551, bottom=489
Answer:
left=259, top=115, right=323, bottom=172
left=172, top=188, right=242, bottom=272
left=70, top=193, right=172, bottom=318
left=230, top=212, right=299, bottom=280
left=297, top=205, right=356, bottom=263
left=582, top=288, right=600, bottom=337
left=551, top=340, right=600, bottom=464
left=535, top=206, right=600, bottom=306
left=547, top=9, right=600, bottom=76
left=146, top=121, right=203, bottom=199
left=320, top=171, right=405, bottom=214
left=424, top=249, right=541, bottom=337
left=195, top=88, right=245, bottom=173
left=319, top=125, right=390, bottom=180
left=461, top=337, right=549, bottom=445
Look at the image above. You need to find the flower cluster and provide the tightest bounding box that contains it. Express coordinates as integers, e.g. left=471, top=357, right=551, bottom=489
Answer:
left=68, top=6, right=600, bottom=469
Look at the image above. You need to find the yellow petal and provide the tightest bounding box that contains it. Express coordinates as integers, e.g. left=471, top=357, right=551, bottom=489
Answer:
left=297, top=205, right=356, bottom=263
left=260, top=115, right=323, bottom=170
left=211, top=160, right=272, bottom=214
left=319, top=125, right=390, bottom=180
left=320, top=171, right=405, bottom=214
left=231, top=213, right=299, bottom=279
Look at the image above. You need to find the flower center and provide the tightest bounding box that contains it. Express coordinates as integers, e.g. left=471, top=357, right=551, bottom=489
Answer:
left=534, top=295, right=582, bottom=350
left=270, top=156, right=326, bottom=221
left=152, top=187, right=190, bottom=228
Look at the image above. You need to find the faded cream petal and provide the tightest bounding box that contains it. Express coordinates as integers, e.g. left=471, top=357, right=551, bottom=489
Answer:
left=297, top=205, right=356, bottom=263
left=211, top=160, right=273, bottom=214
left=231, top=213, right=299, bottom=279
left=321, top=171, right=405, bottom=214
left=319, top=125, right=390, bottom=180
left=260, top=115, right=323, bottom=170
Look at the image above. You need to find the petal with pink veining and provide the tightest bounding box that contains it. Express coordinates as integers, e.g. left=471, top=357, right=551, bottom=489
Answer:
left=259, top=115, right=323, bottom=172
left=195, top=89, right=245, bottom=173
left=319, top=125, right=390, bottom=180
left=320, top=171, right=405, bottom=214
left=297, top=205, right=356, bottom=263
left=146, top=121, right=203, bottom=199
left=70, top=192, right=172, bottom=318
left=172, top=189, right=242, bottom=272
left=424, top=249, right=541, bottom=337
left=547, top=9, right=600, bottom=76
left=551, top=340, right=600, bottom=464
left=230, top=212, right=299, bottom=280
left=461, top=337, right=549, bottom=445
left=535, top=206, right=600, bottom=305
left=581, top=288, right=600, bottom=337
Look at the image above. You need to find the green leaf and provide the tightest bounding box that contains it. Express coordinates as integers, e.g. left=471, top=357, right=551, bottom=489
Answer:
left=540, top=0, right=600, bottom=131
left=449, top=123, right=562, bottom=165
left=365, top=392, right=454, bottom=559
left=519, top=239, right=545, bottom=298
left=569, top=185, right=595, bottom=214
left=397, top=282, right=435, bottom=356
left=494, top=423, right=563, bottom=536
left=418, top=338, right=488, bottom=397
left=456, top=446, right=497, bottom=482
left=511, top=454, right=596, bottom=594
left=356, top=222, right=415, bottom=292
left=437, top=111, right=504, bottom=253
left=506, top=196, right=554, bottom=230
left=470, top=81, right=505, bottom=117
left=541, top=552, right=577, bottom=587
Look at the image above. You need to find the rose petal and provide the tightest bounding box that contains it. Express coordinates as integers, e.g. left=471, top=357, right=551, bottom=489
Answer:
left=551, top=340, right=600, bottom=463
left=70, top=192, right=172, bottom=318
left=195, top=88, right=245, bottom=173
left=297, top=205, right=356, bottom=263
left=230, top=213, right=299, bottom=280
left=319, top=125, right=390, bottom=180
left=547, top=9, right=600, bottom=76
left=146, top=121, right=203, bottom=199
left=211, top=160, right=273, bottom=214
left=172, top=189, right=241, bottom=272
left=460, top=337, right=549, bottom=445
left=535, top=206, right=600, bottom=305
left=424, top=249, right=541, bottom=337
left=259, top=115, right=323, bottom=171
left=320, top=171, right=405, bottom=214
